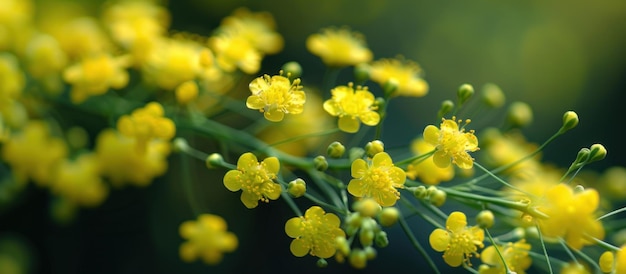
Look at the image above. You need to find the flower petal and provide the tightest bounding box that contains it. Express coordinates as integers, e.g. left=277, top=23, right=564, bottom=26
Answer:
left=338, top=115, right=360, bottom=133
left=285, top=217, right=304, bottom=238
left=351, top=159, right=368, bottom=178
left=423, top=125, right=440, bottom=145
left=447, top=211, right=467, bottom=231
left=359, top=111, right=380, bottom=126
left=223, top=170, right=243, bottom=191
left=237, top=152, right=258, bottom=169
left=429, top=228, right=450, bottom=252
left=432, top=150, right=451, bottom=168
left=246, top=95, right=265, bottom=110
left=290, top=238, right=310, bottom=257
left=240, top=191, right=259, bottom=209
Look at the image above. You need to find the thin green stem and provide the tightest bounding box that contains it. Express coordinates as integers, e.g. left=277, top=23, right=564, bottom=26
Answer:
left=473, top=162, right=535, bottom=198
left=485, top=228, right=511, bottom=273
left=536, top=223, right=554, bottom=274
left=442, top=187, right=547, bottom=219
left=303, top=193, right=343, bottom=215
left=598, top=206, right=626, bottom=221
left=395, top=149, right=436, bottom=166
left=558, top=238, right=579, bottom=264
left=398, top=214, right=441, bottom=274
left=400, top=198, right=444, bottom=229
left=589, top=236, right=621, bottom=252
left=280, top=191, right=303, bottom=217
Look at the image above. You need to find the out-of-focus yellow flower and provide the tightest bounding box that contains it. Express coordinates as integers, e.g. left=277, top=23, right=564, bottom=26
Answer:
left=223, top=152, right=281, bottom=209
left=175, top=80, right=199, bottom=105
left=0, top=0, right=33, bottom=51
left=348, top=152, right=406, bottom=206
left=95, top=129, right=170, bottom=187
left=51, top=17, right=113, bottom=60
left=479, top=240, right=532, bottom=274
left=405, top=138, right=454, bottom=185
left=116, top=101, right=176, bottom=152
left=480, top=128, right=541, bottom=178
left=423, top=117, right=479, bottom=169
left=323, top=83, right=380, bottom=133
left=179, top=214, right=238, bottom=265
left=246, top=74, right=306, bottom=122
left=285, top=206, right=345, bottom=259
left=616, top=244, right=626, bottom=274
left=63, top=53, right=131, bottom=103
left=209, top=33, right=261, bottom=74
left=1, top=120, right=68, bottom=186
left=429, top=211, right=484, bottom=267
left=218, top=7, right=283, bottom=55
left=0, top=53, right=27, bottom=128
left=599, top=250, right=614, bottom=273
left=537, top=183, right=604, bottom=250
left=306, top=27, right=372, bottom=67
left=24, top=34, right=68, bottom=93
left=50, top=153, right=109, bottom=207
left=560, top=262, right=591, bottom=274
left=367, top=57, right=429, bottom=97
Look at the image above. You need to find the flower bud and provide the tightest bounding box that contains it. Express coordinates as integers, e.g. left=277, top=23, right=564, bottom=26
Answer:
left=175, top=80, right=199, bottom=105
left=316, top=258, right=328, bottom=268
left=365, top=140, right=384, bottom=157
left=172, top=137, right=189, bottom=153
left=287, top=178, right=306, bottom=198
left=363, top=246, right=377, bottom=260
left=375, top=231, right=389, bottom=248
left=281, top=61, right=302, bottom=79
left=599, top=251, right=614, bottom=273
left=354, top=63, right=370, bottom=84
left=378, top=207, right=400, bottom=227
left=476, top=210, right=495, bottom=229
left=457, top=83, right=474, bottom=105
left=353, top=198, right=381, bottom=218
left=349, top=249, right=367, bottom=269
left=327, top=141, right=345, bottom=158
left=575, top=148, right=591, bottom=164
left=438, top=100, right=455, bottom=118
left=383, top=78, right=399, bottom=97
left=335, top=236, right=351, bottom=256
left=506, top=101, right=533, bottom=128
left=588, top=143, right=607, bottom=163
left=313, top=155, right=328, bottom=171
left=359, top=227, right=375, bottom=247
left=429, top=189, right=447, bottom=207
left=205, top=153, right=224, bottom=169
left=480, top=83, right=505, bottom=108
left=561, top=111, right=579, bottom=133
left=412, top=186, right=427, bottom=199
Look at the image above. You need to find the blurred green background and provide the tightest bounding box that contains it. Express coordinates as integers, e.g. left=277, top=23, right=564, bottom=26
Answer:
left=2, top=0, right=626, bottom=273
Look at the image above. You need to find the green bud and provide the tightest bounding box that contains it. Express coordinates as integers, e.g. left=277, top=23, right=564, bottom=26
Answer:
left=383, top=78, right=399, bottom=97
left=349, top=147, right=365, bottom=162
left=374, top=231, right=389, bottom=248
left=574, top=184, right=585, bottom=193
left=476, top=210, right=495, bottom=229
left=561, top=111, right=579, bottom=133
left=353, top=198, right=381, bottom=218
left=281, top=61, right=302, bottom=79
left=335, top=236, right=351, bottom=255
left=429, top=189, right=447, bottom=207
left=457, top=83, right=474, bottom=105
left=412, top=186, right=427, bottom=199
left=313, top=155, right=328, bottom=171
left=172, top=137, right=189, bottom=153
left=506, top=101, right=533, bottom=128
left=353, top=63, right=371, bottom=84
left=588, top=144, right=607, bottom=163
left=378, top=207, right=400, bottom=227
left=438, top=100, right=455, bottom=118
left=363, top=246, right=377, bottom=260
left=480, top=83, right=505, bottom=108
left=205, top=153, right=224, bottom=169
left=287, top=178, right=306, bottom=198
left=365, top=140, right=384, bottom=157
left=349, top=249, right=367, bottom=269
left=359, top=227, right=375, bottom=247
left=327, top=141, right=346, bottom=158
left=575, top=148, right=591, bottom=164
left=316, top=258, right=328, bottom=268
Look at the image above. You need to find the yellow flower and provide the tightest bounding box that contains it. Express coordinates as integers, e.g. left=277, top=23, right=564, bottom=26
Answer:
left=306, top=27, right=373, bottom=67
left=218, top=7, right=283, bottom=55
left=63, top=53, right=130, bottom=103
left=617, top=244, right=626, bottom=274
left=223, top=152, right=282, bottom=209
left=405, top=138, right=454, bottom=185
left=49, top=153, right=109, bottom=207
left=49, top=16, right=113, bottom=60
left=367, top=57, right=429, bottom=97
left=479, top=240, right=532, bottom=274
left=285, top=206, right=345, bottom=259
left=429, top=211, right=485, bottom=267
left=323, top=83, right=380, bottom=133
left=480, top=128, right=541, bottom=178
left=246, top=73, right=306, bottom=122
left=0, top=53, right=27, bottom=127
left=209, top=32, right=261, bottom=74
left=116, top=101, right=176, bottom=152
left=423, top=117, right=479, bottom=169
left=560, top=262, right=591, bottom=274
left=95, top=129, right=170, bottom=187
left=1, top=120, right=68, bottom=186
left=179, top=214, right=238, bottom=265
left=537, top=183, right=604, bottom=250
left=348, top=152, right=406, bottom=206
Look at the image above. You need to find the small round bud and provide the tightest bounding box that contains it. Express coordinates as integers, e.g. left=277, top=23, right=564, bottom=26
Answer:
left=374, top=231, right=389, bottom=248
left=599, top=251, right=614, bottom=273
left=327, top=141, right=346, bottom=158
left=205, top=153, right=224, bottom=169
left=476, top=210, right=495, bottom=229
left=335, top=236, right=351, bottom=256
left=353, top=198, right=381, bottom=218
left=316, top=258, right=328, bottom=268
left=588, top=144, right=607, bottom=163
left=429, top=189, right=447, bottom=207
left=354, top=63, right=371, bottom=84
left=313, top=155, right=328, bottom=171
left=365, top=140, right=384, bottom=157
left=457, top=83, right=474, bottom=105
left=359, top=227, right=375, bottom=247
left=574, top=184, right=585, bottom=193
left=363, top=246, right=377, bottom=260
left=172, top=137, right=189, bottom=153
left=412, top=186, right=427, bottom=199
left=506, top=101, right=533, bottom=128
left=374, top=97, right=386, bottom=109
left=575, top=148, right=591, bottom=164
left=175, top=80, right=199, bottom=105
left=438, top=100, right=454, bottom=118
left=349, top=147, right=365, bottom=162
left=561, top=111, right=579, bottom=133
left=281, top=61, right=302, bottom=79
left=287, top=178, right=306, bottom=198
left=378, top=207, right=399, bottom=227
left=480, top=83, right=505, bottom=108
left=349, top=249, right=367, bottom=269
left=383, top=78, right=399, bottom=97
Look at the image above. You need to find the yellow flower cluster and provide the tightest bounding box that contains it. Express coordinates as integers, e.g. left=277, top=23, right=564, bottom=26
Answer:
left=223, top=152, right=282, bottom=209
left=116, top=101, right=176, bottom=152
left=424, top=117, right=479, bottom=169
left=306, top=27, right=372, bottom=67
left=179, top=214, right=238, bottom=265
left=285, top=206, right=345, bottom=259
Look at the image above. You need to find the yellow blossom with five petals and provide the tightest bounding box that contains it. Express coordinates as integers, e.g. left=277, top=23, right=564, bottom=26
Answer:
left=423, top=117, right=479, bottom=169
left=367, top=57, right=429, bottom=97
left=223, top=152, right=282, bottom=209
left=348, top=152, right=406, bottom=206
left=285, top=206, right=345, bottom=259
left=323, top=83, right=380, bottom=133
left=247, top=73, right=306, bottom=122
left=429, top=211, right=485, bottom=267
left=306, top=27, right=372, bottom=67
left=179, top=214, right=238, bottom=265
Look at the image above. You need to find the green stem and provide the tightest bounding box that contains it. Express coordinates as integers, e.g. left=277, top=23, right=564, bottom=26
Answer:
left=398, top=214, right=441, bottom=274
left=536, top=223, right=554, bottom=274
left=442, top=187, right=547, bottom=219
left=395, top=149, right=436, bottom=166
left=485, top=228, right=511, bottom=273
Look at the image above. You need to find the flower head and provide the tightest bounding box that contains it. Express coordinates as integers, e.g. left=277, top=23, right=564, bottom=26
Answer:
left=537, top=183, right=604, bottom=250
left=209, top=32, right=261, bottom=74
left=218, top=7, right=283, bottom=55
left=223, top=152, right=281, bottom=208
left=479, top=240, right=532, bottom=274
left=405, top=138, right=454, bottom=185
left=116, top=101, right=176, bottom=153
left=285, top=206, right=345, bottom=258
left=63, top=53, right=130, bottom=103
left=323, top=83, right=380, bottom=133
left=247, top=73, right=306, bottom=122
left=306, top=27, right=372, bottom=67
left=367, top=57, right=429, bottom=97
left=50, top=153, right=109, bottom=207
left=429, top=211, right=485, bottom=267
left=423, top=117, right=479, bottom=169
left=348, top=152, right=406, bottom=206
left=179, top=214, right=238, bottom=265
